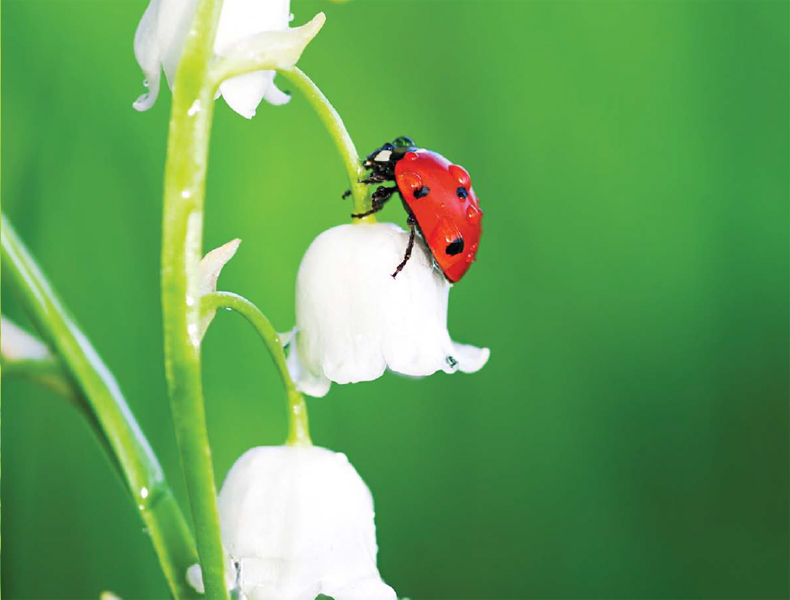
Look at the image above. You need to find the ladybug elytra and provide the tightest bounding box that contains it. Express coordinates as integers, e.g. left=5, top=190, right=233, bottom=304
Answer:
left=348, top=137, right=483, bottom=282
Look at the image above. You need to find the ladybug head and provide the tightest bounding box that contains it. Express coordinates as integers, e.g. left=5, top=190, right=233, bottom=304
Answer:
left=392, top=136, right=415, bottom=148
left=366, top=137, right=417, bottom=164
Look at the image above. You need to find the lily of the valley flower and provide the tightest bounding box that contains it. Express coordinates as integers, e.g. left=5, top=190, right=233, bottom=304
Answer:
left=134, top=0, right=321, bottom=118
left=187, top=445, right=396, bottom=600
left=286, top=223, right=490, bottom=397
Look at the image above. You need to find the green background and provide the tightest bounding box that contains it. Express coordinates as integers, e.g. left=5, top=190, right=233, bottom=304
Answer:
left=2, top=0, right=788, bottom=598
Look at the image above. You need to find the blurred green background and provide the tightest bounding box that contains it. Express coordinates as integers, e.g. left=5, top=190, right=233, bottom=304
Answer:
left=2, top=0, right=788, bottom=598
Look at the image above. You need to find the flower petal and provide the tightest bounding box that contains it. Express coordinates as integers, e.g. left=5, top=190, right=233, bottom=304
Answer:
left=324, top=578, right=397, bottom=600
left=219, top=71, right=291, bottom=119
left=133, top=0, right=197, bottom=110
left=285, top=328, right=332, bottom=398
left=214, top=12, right=326, bottom=77
left=211, top=0, right=291, bottom=117
left=219, top=71, right=272, bottom=119
left=213, top=0, right=290, bottom=55
left=449, top=341, right=490, bottom=374
left=262, top=79, right=291, bottom=106
left=132, top=0, right=164, bottom=111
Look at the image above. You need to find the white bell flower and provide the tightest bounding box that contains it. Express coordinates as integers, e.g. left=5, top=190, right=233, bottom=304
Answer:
left=285, top=223, right=490, bottom=397
left=133, top=0, right=319, bottom=118
left=186, top=445, right=396, bottom=600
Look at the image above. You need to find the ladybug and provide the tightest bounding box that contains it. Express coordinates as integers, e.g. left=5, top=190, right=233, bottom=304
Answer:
left=348, top=136, right=483, bottom=282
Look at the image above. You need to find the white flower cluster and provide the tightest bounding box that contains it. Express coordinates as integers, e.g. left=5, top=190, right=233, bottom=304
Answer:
left=134, top=0, right=316, bottom=118
left=135, top=1, right=490, bottom=598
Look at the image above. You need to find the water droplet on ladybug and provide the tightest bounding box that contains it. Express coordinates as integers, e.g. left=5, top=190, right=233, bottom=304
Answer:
left=404, top=151, right=419, bottom=162
left=440, top=202, right=446, bottom=209
left=400, top=171, right=423, bottom=190
left=465, top=252, right=475, bottom=263
left=471, top=242, right=479, bottom=251
left=449, top=164, right=470, bottom=187
left=466, top=205, right=481, bottom=224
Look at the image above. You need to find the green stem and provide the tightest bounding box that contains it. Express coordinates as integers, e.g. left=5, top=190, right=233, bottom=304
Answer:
left=201, top=292, right=311, bottom=447
left=1, top=214, right=197, bottom=599
left=277, top=67, right=371, bottom=220
left=2, top=356, right=64, bottom=380
left=161, top=0, right=229, bottom=597
left=1, top=324, right=125, bottom=484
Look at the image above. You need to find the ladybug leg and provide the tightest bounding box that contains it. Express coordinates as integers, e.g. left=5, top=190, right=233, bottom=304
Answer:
left=351, top=185, right=397, bottom=219
left=345, top=171, right=388, bottom=200
left=392, top=215, right=417, bottom=279
left=358, top=174, right=389, bottom=185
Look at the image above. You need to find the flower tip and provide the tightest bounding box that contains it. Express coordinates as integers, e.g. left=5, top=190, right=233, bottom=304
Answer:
left=451, top=342, right=490, bottom=374
left=132, top=92, right=154, bottom=112
left=263, top=84, right=291, bottom=107
left=199, top=238, right=242, bottom=295
left=302, top=12, right=327, bottom=42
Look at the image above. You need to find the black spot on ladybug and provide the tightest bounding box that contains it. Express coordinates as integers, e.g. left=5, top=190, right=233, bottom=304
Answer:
left=446, top=238, right=464, bottom=256
left=456, top=187, right=469, bottom=199
left=414, top=186, right=430, bottom=199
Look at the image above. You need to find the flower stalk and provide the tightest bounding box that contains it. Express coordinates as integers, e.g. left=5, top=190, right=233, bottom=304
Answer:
left=1, top=214, right=198, bottom=599
left=159, top=0, right=228, bottom=596
left=201, top=291, right=311, bottom=447
left=277, top=67, right=372, bottom=220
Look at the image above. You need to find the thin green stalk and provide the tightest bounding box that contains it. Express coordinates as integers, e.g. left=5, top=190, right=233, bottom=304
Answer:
left=2, top=356, right=64, bottom=380
left=161, top=0, right=228, bottom=597
left=1, top=215, right=197, bottom=599
left=201, top=292, right=311, bottom=447
left=1, top=326, right=125, bottom=485
left=277, top=67, right=371, bottom=220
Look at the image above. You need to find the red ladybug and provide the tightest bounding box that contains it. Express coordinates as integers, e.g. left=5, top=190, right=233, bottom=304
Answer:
left=349, top=136, right=483, bottom=282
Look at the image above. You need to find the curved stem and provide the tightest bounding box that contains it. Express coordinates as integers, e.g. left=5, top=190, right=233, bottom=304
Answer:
left=1, top=318, right=124, bottom=482
left=276, top=67, right=372, bottom=221
left=201, top=292, right=311, bottom=447
left=160, top=0, right=228, bottom=597
left=1, top=214, right=198, bottom=599
left=3, top=352, right=125, bottom=482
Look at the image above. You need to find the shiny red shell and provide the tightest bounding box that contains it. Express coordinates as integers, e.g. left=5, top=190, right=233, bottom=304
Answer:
left=395, top=150, right=483, bottom=282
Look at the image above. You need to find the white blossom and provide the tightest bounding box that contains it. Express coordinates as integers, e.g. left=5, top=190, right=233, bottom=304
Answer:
left=187, top=446, right=396, bottom=600
left=133, top=0, right=321, bottom=118
left=285, top=223, right=490, bottom=397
